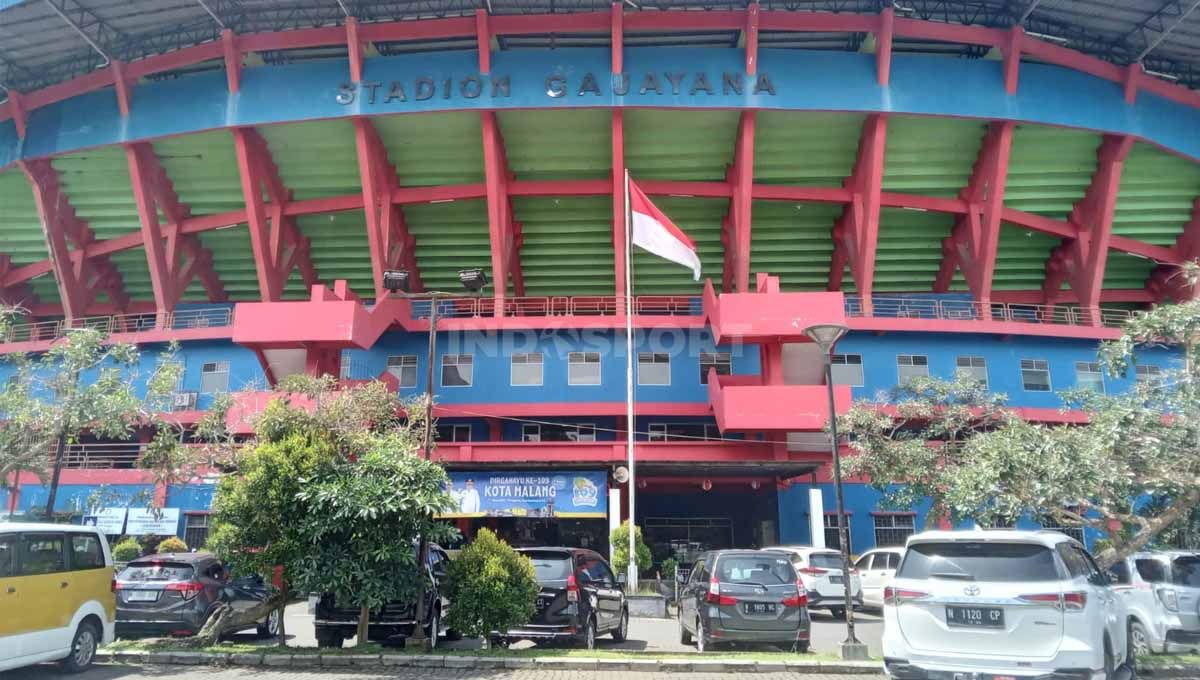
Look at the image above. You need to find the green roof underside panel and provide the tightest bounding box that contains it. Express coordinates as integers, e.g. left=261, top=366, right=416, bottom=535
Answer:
left=625, top=110, right=737, bottom=181
left=260, top=119, right=360, bottom=201
left=514, top=196, right=614, bottom=296
left=632, top=197, right=725, bottom=294
left=883, top=116, right=984, bottom=198
left=373, top=111, right=484, bottom=186
left=154, top=130, right=244, bottom=216
left=754, top=111, right=863, bottom=186
left=1005, top=126, right=1099, bottom=219
left=750, top=199, right=841, bottom=291
left=1103, top=251, right=1155, bottom=289
left=195, top=227, right=307, bottom=300
left=992, top=225, right=1059, bottom=290
left=1112, top=142, right=1200, bottom=247
left=298, top=210, right=372, bottom=298
left=0, top=170, right=57, bottom=305
left=499, top=110, right=610, bottom=181
left=404, top=199, right=496, bottom=293
left=875, top=207, right=957, bottom=291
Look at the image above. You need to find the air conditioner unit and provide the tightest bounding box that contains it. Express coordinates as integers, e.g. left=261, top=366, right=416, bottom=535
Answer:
left=173, top=392, right=198, bottom=410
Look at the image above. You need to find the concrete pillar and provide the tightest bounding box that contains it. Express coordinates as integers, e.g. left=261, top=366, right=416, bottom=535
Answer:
left=809, top=487, right=825, bottom=548
left=608, top=486, right=622, bottom=565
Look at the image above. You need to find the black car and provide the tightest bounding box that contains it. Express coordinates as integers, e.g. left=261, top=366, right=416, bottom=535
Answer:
left=313, top=543, right=456, bottom=648
left=115, top=552, right=279, bottom=638
left=497, top=547, right=628, bottom=650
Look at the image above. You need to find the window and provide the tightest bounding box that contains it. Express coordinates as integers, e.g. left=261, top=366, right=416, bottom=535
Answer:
left=436, top=424, right=472, bottom=442
left=339, top=351, right=351, bottom=380
left=638, top=353, right=670, bottom=386
left=699, top=352, right=731, bottom=384
left=1135, top=558, right=1168, bottom=583
left=823, top=514, right=849, bottom=551
left=522, top=424, right=541, bottom=442
left=0, top=536, right=14, bottom=578
left=386, top=355, right=418, bottom=388
left=873, top=514, right=916, bottom=547
left=647, top=422, right=718, bottom=442
left=899, top=542, right=1058, bottom=582
left=648, top=423, right=667, bottom=442
left=1136, top=364, right=1163, bottom=386
left=441, top=354, right=473, bottom=387
left=1075, top=361, right=1104, bottom=393
left=955, top=356, right=988, bottom=387
left=18, top=533, right=65, bottom=575
left=854, top=554, right=873, bottom=571
left=70, top=534, right=105, bottom=570
left=572, top=424, right=596, bottom=443
left=184, top=514, right=210, bottom=551
left=1020, top=359, right=1051, bottom=392
left=511, top=353, right=544, bottom=386
left=831, top=354, right=864, bottom=386
left=1041, top=514, right=1085, bottom=543
left=896, top=355, right=929, bottom=383
left=1107, top=559, right=1131, bottom=585
left=200, top=361, right=229, bottom=394
left=522, top=423, right=593, bottom=442
left=568, top=352, right=601, bottom=386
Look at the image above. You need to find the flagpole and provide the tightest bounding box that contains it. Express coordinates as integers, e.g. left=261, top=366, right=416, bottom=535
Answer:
left=624, top=168, right=638, bottom=591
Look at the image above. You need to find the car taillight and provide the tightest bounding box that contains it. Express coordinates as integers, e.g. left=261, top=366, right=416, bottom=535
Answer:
left=705, top=578, right=737, bottom=606
left=798, top=567, right=827, bottom=575
left=165, top=581, right=204, bottom=600
left=112, top=580, right=121, bottom=592
left=1157, top=587, right=1180, bottom=612
left=1061, top=592, right=1087, bottom=611
left=566, top=574, right=579, bottom=603
left=884, top=586, right=929, bottom=606
left=782, top=581, right=808, bottom=608
left=1018, top=592, right=1087, bottom=611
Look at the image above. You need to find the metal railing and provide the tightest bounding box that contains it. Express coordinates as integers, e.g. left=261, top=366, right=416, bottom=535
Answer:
left=2, top=307, right=234, bottom=344
left=408, top=295, right=702, bottom=319
left=844, top=296, right=1135, bottom=329
left=59, top=442, right=144, bottom=469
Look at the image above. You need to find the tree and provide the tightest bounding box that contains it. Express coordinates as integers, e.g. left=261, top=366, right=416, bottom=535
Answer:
left=610, top=520, right=652, bottom=579
left=156, top=536, right=188, bottom=553
left=444, top=528, right=538, bottom=643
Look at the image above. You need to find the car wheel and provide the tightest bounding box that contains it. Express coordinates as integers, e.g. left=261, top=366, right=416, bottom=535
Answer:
left=257, top=608, right=281, bottom=638
left=795, top=641, right=810, bottom=654
left=60, top=620, right=99, bottom=673
left=426, top=607, right=440, bottom=650
left=830, top=607, right=846, bottom=620
left=1104, top=637, right=1116, bottom=680
left=445, top=627, right=463, bottom=642
left=1129, top=621, right=1149, bottom=659
left=679, top=612, right=693, bottom=645
left=612, top=609, right=628, bottom=642
left=315, top=627, right=344, bottom=649
left=583, top=616, right=598, bottom=650
left=695, top=617, right=709, bottom=653
left=1127, top=621, right=1140, bottom=675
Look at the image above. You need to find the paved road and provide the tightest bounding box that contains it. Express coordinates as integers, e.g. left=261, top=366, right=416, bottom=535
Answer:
left=7, top=667, right=872, bottom=680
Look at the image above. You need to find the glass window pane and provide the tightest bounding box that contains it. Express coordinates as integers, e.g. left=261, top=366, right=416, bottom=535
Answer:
left=0, top=536, right=13, bottom=577
left=699, top=352, right=732, bottom=384
left=19, top=534, right=66, bottom=575
left=1021, top=359, right=1051, bottom=391
left=1075, top=361, right=1104, bottom=393
left=897, top=355, right=929, bottom=383
left=200, top=360, right=229, bottom=394
left=512, top=353, right=544, bottom=386
left=955, top=356, right=988, bottom=386
left=387, top=355, right=418, bottom=388
left=569, top=353, right=601, bottom=385
left=831, top=354, right=864, bottom=386
left=441, top=354, right=472, bottom=387
left=70, top=534, right=105, bottom=570
left=638, top=353, right=670, bottom=386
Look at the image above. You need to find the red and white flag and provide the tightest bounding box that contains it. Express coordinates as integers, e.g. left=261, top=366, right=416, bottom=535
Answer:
left=628, top=180, right=701, bottom=281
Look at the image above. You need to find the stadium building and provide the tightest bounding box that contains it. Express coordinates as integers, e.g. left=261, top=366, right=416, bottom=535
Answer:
left=0, top=0, right=1196, bottom=562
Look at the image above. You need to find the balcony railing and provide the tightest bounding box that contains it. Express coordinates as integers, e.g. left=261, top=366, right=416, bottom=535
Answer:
left=59, top=442, right=144, bottom=469
left=408, top=295, right=702, bottom=319
left=844, top=297, right=1135, bottom=329
left=2, top=307, right=234, bottom=344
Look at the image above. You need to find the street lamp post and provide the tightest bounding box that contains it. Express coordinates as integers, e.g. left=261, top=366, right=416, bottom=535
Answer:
left=383, top=268, right=489, bottom=650
left=804, top=322, right=869, bottom=662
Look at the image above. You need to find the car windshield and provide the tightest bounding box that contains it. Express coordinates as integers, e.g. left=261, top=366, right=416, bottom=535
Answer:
left=118, top=562, right=194, bottom=582
left=716, top=555, right=795, bottom=585
left=1173, top=556, right=1200, bottom=587
left=809, top=553, right=844, bottom=570
left=898, top=542, right=1059, bottom=582
left=523, top=552, right=572, bottom=581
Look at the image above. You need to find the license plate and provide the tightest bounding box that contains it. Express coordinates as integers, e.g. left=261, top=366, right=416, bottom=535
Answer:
left=829, top=575, right=843, bottom=584
left=126, top=590, right=160, bottom=603
left=945, top=605, right=1004, bottom=628
left=536, top=597, right=549, bottom=610
left=743, top=602, right=776, bottom=615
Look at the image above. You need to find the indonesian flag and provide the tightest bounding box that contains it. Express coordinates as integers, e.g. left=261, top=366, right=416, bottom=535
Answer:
left=629, top=180, right=702, bottom=281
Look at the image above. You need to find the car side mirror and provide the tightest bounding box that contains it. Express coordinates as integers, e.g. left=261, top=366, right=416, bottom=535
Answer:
left=617, top=573, right=627, bottom=586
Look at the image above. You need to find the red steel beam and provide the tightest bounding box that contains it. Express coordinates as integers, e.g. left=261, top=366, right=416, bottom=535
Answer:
left=353, top=117, right=423, bottom=298
left=611, top=3, right=623, bottom=74
left=1042, top=134, right=1135, bottom=323
left=480, top=111, right=514, bottom=312
left=110, top=60, right=132, bottom=116
left=231, top=127, right=319, bottom=301
left=829, top=114, right=887, bottom=311
left=222, top=29, right=241, bottom=93
left=346, top=17, right=364, bottom=83
left=476, top=10, right=491, bottom=74
left=612, top=109, right=627, bottom=301
left=745, top=3, right=760, bottom=75
left=727, top=111, right=756, bottom=292
left=1003, top=26, right=1023, bottom=94
left=876, top=8, right=894, bottom=86
left=934, top=121, right=1013, bottom=308
left=1147, top=196, right=1200, bottom=301
left=4, top=90, right=26, bottom=139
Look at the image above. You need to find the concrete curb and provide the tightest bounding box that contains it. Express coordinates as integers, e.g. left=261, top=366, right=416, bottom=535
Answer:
left=96, top=649, right=885, bottom=674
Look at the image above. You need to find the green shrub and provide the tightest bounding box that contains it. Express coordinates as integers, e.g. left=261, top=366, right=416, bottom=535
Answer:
left=660, top=557, right=679, bottom=581
left=156, top=537, right=188, bottom=554
left=112, top=538, right=141, bottom=562
left=610, top=521, right=652, bottom=578
left=444, top=528, right=538, bottom=639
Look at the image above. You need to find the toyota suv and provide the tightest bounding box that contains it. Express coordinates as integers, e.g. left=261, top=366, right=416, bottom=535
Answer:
left=882, top=530, right=1135, bottom=680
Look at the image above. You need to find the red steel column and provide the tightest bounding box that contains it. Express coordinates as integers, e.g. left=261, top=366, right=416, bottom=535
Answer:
left=876, top=8, right=894, bottom=86
left=829, top=115, right=887, bottom=313
left=353, top=117, right=424, bottom=298
left=1148, top=197, right=1200, bottom=301
left=222, top=29, right=241, bottom=93
left=476, top=10, right=491, bottom=74
left=613, top=110, right=627, bottom=304
left=730, top=111, right=756, bottom=293
left=480, top=112, right=511, bottom=315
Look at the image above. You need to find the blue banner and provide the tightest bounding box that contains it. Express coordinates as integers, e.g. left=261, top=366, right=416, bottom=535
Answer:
left=441, top=470, right=607, bottom=519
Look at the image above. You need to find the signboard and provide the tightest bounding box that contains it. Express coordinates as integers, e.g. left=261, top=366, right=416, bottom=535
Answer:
left=441, top=471, right=607, bottom=519
left=126, top=508, right=180, bottom=536
left=81, top=508, right=128, bottom=535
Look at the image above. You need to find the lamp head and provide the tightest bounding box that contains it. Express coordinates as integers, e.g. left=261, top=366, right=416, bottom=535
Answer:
left=382, top=269, right=410, bottom=293
left=458, top=268, right=489, bottom=293
left=804, top=323, right=849, bottom=354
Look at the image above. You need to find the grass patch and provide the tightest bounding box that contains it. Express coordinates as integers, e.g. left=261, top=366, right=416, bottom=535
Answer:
left=1141, top=654, right=1200, bottom=668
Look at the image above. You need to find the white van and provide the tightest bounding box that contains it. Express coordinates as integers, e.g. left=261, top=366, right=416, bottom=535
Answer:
left=0, top=522, right=116, bottom=673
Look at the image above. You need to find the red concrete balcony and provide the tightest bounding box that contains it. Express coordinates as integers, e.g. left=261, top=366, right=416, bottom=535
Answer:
left=703, top=277, right=848, bottom=345
left=706, top=374, right=851, bottom=432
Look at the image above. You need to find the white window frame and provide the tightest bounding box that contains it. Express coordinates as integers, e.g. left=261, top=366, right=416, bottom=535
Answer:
left=831, top=354, right=864, bottom=387
left=200, top=361, right=230, bottom=394
left=638, top=352, right=671, bottom=386
left=823, top=513, right=851, bottom=551
left=873, top=514, right=916, bottom=547
left=1020, top=358, right=1052, bottom=392
left=896, top=354, right=929, bottom=383
left=647, top=423, right=668, bottom=442
left=438, top=423, right=472, bottom=442
left=572, top=424, right=596, bottom=442
left=339, top=351, right=351, bottom=380
left=704, top=423, right=720, bottom=441
left=568, top=352, right=601, bottom=386
left=699, top=352, right=732, bottom=385
left=1135, top=364, right=1163, bottom=386
left=440, top=354, right=473, bottom=387
left=522, top=424, right=541, bottom=442
left=510, top=352, right=544, bottom=387
left=1075, top=361, right=1105, bottom=393
left=955, top=355, right=989, bottom=387
left=386, top=355, right=418, bottom=388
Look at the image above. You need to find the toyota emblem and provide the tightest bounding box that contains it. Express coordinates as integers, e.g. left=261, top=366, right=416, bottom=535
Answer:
left=963, top=585, right=981, bottom=596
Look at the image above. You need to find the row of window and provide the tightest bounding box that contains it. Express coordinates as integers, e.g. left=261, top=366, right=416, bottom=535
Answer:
left=822, top=512, right=1086, bottom=551
left=434, top=421, right=722, bottom=443
left=0, top=532, right=106, bottom=578
left=832, top=353, right=1162, bottom=393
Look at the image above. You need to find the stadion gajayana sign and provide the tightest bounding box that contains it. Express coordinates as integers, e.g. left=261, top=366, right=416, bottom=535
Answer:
left=440, top=471, right=608, bottom=519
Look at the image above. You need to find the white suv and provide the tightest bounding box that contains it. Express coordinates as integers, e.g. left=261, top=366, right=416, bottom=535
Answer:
left=882, top=530, right=1134, bottom=679
left=766, top=546, right=862, bottom=618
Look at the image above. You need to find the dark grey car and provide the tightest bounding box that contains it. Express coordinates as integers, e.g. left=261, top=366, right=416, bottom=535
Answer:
left=678, top=550, right=810, bottom=653
left=115, top=552, right=279, bottom=638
